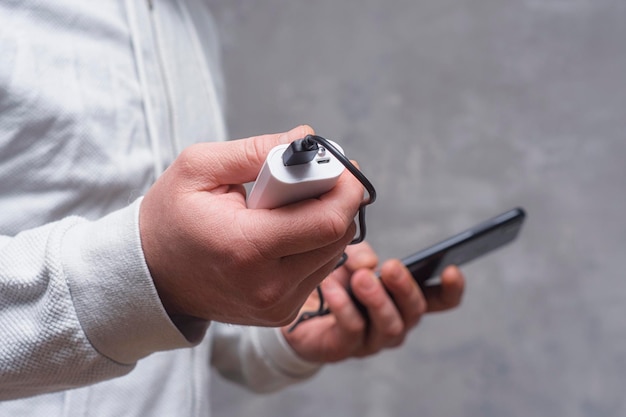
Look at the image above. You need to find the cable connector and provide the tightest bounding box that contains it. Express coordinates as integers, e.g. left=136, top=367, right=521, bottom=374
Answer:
left=282, top=136, right=320, bottom=166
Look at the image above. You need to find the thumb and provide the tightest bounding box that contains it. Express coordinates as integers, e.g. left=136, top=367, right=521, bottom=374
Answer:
left=187, top=125, right=315, bottom=188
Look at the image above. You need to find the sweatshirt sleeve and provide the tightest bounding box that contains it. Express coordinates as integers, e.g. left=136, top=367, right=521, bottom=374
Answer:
left=0, top=198, right=205, bottom=400
left=210, top=323, right=322, bottom=393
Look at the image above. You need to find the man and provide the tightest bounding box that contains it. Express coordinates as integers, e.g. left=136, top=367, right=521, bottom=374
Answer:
left=0, top=1, right=464, bottom=415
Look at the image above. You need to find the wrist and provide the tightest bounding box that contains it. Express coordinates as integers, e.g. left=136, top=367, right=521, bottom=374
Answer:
left=257, top=327, right=322, bottom=377
left=62, top=199, right=204, bottom=364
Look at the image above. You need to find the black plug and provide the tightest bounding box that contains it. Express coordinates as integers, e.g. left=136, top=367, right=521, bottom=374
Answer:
left=282, top=136, right=320, bottom=166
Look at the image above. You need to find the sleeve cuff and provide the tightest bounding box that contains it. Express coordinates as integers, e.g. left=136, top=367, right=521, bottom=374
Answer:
left=252, top=327, right=322, bottom=378
left=61, top=198, right=207, bottom=365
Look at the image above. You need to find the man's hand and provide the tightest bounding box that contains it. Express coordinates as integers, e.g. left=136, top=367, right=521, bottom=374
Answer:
left=139, top=126, right=364, bottom=327
left=282, top=242, right=465, bottom=363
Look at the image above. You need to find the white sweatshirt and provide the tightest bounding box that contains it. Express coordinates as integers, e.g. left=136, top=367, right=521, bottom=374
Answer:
left=0, top=0, right=320, bottom=414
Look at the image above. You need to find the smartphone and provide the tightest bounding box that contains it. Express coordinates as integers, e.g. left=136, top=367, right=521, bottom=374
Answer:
left=348, top=207, right=526, bottom=315
left=401, top=207, right=526, bottom=286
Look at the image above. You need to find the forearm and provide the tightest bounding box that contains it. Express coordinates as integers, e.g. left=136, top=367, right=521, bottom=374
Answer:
left=0, top=199, right=202, bottom=400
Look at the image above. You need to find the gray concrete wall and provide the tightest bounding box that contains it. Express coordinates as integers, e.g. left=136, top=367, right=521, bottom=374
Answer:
left=209, top=1, right=626, bottom=416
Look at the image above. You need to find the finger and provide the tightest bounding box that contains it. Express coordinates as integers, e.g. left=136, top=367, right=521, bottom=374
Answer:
left=344, top=241, right=379, bottom=272
left=320, top=278, right=367, bottom=357
left=177, top=125, right=315, bottom=189
left=239, top=168, right=365, bottom=257
left=279, top=221, right=357, bottom=284
left=240, top=247, right=351, bottom=328
left=350, top=269, right=405, bottom=353
left=329, top=241, right=378, bottom=289
left=379, top=259, right=426, bottom=329
left=422, top=265, right=466, bottom=312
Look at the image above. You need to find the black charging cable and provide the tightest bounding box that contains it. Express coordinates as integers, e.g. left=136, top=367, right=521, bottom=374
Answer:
left=286, top=135, right=376, bottom=332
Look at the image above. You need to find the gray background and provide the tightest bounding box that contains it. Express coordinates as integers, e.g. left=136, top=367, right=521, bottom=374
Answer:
left=209, top=1, right=626, bottom=416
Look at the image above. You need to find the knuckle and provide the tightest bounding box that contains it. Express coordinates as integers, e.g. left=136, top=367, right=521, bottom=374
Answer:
left=364, top=345, right=383, bottom=357
left=247, top=284, right=303, bottom=327
left=244, top=136, right=272, bottom=168
left=343, top=221, right=358, bottom=245
left=383, top=321, right=404, bottom=339
left=367, top=294, right=388, bottom=311
left=343, top=317, right=366, bottom=336
left=176, top=145, right=196, bottom=163
left=318, top=210, right=350, bottom=242
left=251, top=284, right=285, bottom=312
left=407, top=311, right=423, bottom=329
left=173, top=147, right=197, bottom=177
left=417, top=300, right=427, bottom=316
left=175, top=144, right=220, bottom=182
left=176, top=144, right=203, bottom=171
left=335, top=301, right=366, bottom=335
left=388, top=335, right=407, bottom=349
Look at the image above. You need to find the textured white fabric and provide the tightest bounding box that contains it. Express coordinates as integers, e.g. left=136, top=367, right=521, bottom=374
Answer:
left=0, top=0, right=320, bottom=414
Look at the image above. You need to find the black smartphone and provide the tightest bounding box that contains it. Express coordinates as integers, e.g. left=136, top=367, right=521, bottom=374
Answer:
left=348, top=207, right=526, bottom=315
left=401, top=207, right=526, bottom=286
